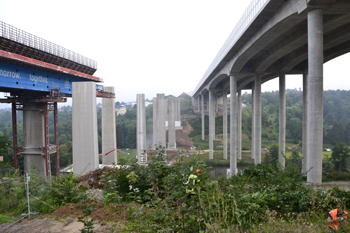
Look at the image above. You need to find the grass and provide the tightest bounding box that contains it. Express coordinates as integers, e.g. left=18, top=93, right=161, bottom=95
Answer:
left=118, top=149, right=137, bottom=163
left=0, top=214, right=15, bottom=224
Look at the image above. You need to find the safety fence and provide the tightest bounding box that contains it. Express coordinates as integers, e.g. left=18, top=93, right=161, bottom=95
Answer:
left=0, top=21, right=97, bottom=69
left=0, top=172, right=55, bottom=232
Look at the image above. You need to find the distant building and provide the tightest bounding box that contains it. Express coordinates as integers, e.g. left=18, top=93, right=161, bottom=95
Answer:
left=117, top=108, right=127, bottom=116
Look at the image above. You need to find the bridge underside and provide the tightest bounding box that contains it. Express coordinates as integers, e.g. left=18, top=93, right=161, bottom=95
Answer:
left=195, top=0, right=350, bottom=93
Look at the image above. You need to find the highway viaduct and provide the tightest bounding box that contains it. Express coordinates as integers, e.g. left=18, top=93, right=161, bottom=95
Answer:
left=192, top=0, right=350, bottom=184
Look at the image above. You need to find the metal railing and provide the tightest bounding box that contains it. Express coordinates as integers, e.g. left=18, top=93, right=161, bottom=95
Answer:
left=194, top=0, right=270, bottom=95
left=0, top=21, right=97, bottom=69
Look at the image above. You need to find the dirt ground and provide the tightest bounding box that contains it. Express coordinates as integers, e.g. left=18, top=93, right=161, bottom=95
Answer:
left=0, top=202, right=143, bottom=233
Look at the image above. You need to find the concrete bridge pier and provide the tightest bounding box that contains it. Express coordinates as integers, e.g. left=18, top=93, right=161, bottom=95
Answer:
left=251, top=85, right=255, bottom=160
left=209, top=90, right=215, bottom=159
left=307, top=9, right=323, bottom=184
left=23, top=103, right=47, bottom=175
left=157, top=94, right=166, bottom=148
left=229, top=75, right=237, bottom=176
left=168, top=97, right=176, bottom=149
left=102, top=87, right=117, bottom=165
left=302, top=74, right=308, bottom=174
left=213, top=96, right=216, bottom=140
left=254, top=75, right=262, bottom=165
left=72, top=82, right=99, bottom=175
left=176, top=98, right=181, bottom=121
left=197, top=96, right=200, bottom=112
left=237, top=90, right=242, bottom=160
left=137, top=94, right=146, bottom=162
left=152, top=97, right=158, bottom=148
left=279, top=74, right=286, bottom=168
left=201, top=94, right=205, bottom=140
left=223, top=90, right=227, bottom=160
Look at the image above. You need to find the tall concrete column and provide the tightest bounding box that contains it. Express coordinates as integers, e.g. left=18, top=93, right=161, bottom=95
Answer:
left=302, top=74, right=308, bottom=174
left=157, top=94, right=166, bottom=148
left=102, top=86, right=117, bottom=165
left=230, top=75, right=237, bottom=176
left=168, top=97, right=176, bottom=149
left=165, top=98, right=169, bottom=122
left=73, top=82, right=99, bottom=175
left=279, top=74, right=286, bottom=168
left=307, top=9, right=323, bottom=184
left=237, top=90, right=242, bottom=160
left=176, top=98, right=181, bottom=121
left=209, top=90, right=215, bottom=159
left=23, top=103, right=46, bottom=174
left=213, top=95, right=216, bottom=140
left=251, top=86, right=255, bottom=160
left=137, top=94, right=146, bottom=162
left=254, top=75, right=262, bottom=164
left=201, top=94, right=205, bottom=140
left=153, top=97, right=158, bottom=148
left=197, top=96, right=200, bottom=112
left=223, top=90, right=228, bottom=160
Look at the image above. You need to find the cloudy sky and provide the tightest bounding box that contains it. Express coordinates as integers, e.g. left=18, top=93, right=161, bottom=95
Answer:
left=0, top=0, right=349, bottom=104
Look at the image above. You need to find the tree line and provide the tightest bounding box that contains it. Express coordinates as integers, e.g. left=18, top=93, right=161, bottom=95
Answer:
left=0, top=90, right=349, bottom=171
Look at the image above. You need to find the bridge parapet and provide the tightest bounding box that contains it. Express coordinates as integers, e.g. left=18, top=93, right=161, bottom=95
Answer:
left=194, top=0, right=270, bottom=96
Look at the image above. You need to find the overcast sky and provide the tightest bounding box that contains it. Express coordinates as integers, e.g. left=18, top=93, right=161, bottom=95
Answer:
left=0, top=0, right=349, bottom=104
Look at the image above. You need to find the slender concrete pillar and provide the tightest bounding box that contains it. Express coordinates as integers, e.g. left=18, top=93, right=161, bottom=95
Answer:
left=153, top=97, right=158, bottom=148
left=223, top=90, right=228, bottom=160
left=215, top=96, right=218, bottom=113
left=302, top=74, right=308, bottom=174
left=237, top=90, right=242, bottom=160
left=201, top=94, right=205, bottom=140
left=279, top=74, right=286, bottom=168
left=157, top=94, right=166, bottom=148
left=254, top=75, right=262, bottom=164
left=230, top=75, right=237, bottom=176
left=197, top=96, right=200, bottom=112
left=209, top=90, right=214, bottom=159
left=102, top=86, right=117, bottom=165
left=73, top=82, right=99, bottom=175
left=137, top=94, right=146, bottom=162
left=23, top=103, right=46, bottom=174
left=168, top=97, right=176, bottom=149
left=165, top=98, right=168, bottom=122
left=176, top=98, right=181, bottom=121
left=307, top=9, right=323, bottom=184
left=213, top=95, right=216, bottom=140
left=251, top=86, right=255, bottom=160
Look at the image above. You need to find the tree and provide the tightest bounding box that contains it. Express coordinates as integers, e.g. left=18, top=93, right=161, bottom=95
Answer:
left=0, top=135, right=12, bottom=168
left=330, top=142, right=350, bottom=172
left=263, top=144, right=279, bottom=168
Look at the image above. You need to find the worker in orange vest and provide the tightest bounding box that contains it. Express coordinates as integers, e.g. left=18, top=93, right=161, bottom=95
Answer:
left=328, top=205, right=349, bottom=231
left=185, top=168, right=201, bottom=206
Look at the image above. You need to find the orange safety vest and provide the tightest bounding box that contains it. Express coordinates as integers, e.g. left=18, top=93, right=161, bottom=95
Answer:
left=329, top=209, right=348, bottom=230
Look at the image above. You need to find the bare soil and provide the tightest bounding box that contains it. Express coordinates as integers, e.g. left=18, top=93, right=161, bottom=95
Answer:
left=0, top=202, right=143, bottom=233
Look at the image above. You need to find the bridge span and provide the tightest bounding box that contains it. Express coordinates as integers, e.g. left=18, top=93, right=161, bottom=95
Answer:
left=192, top=0, right=350, bottom=184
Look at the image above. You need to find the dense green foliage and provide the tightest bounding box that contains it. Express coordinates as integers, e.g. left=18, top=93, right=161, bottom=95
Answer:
left=2, top=144, right=350, bottom=231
